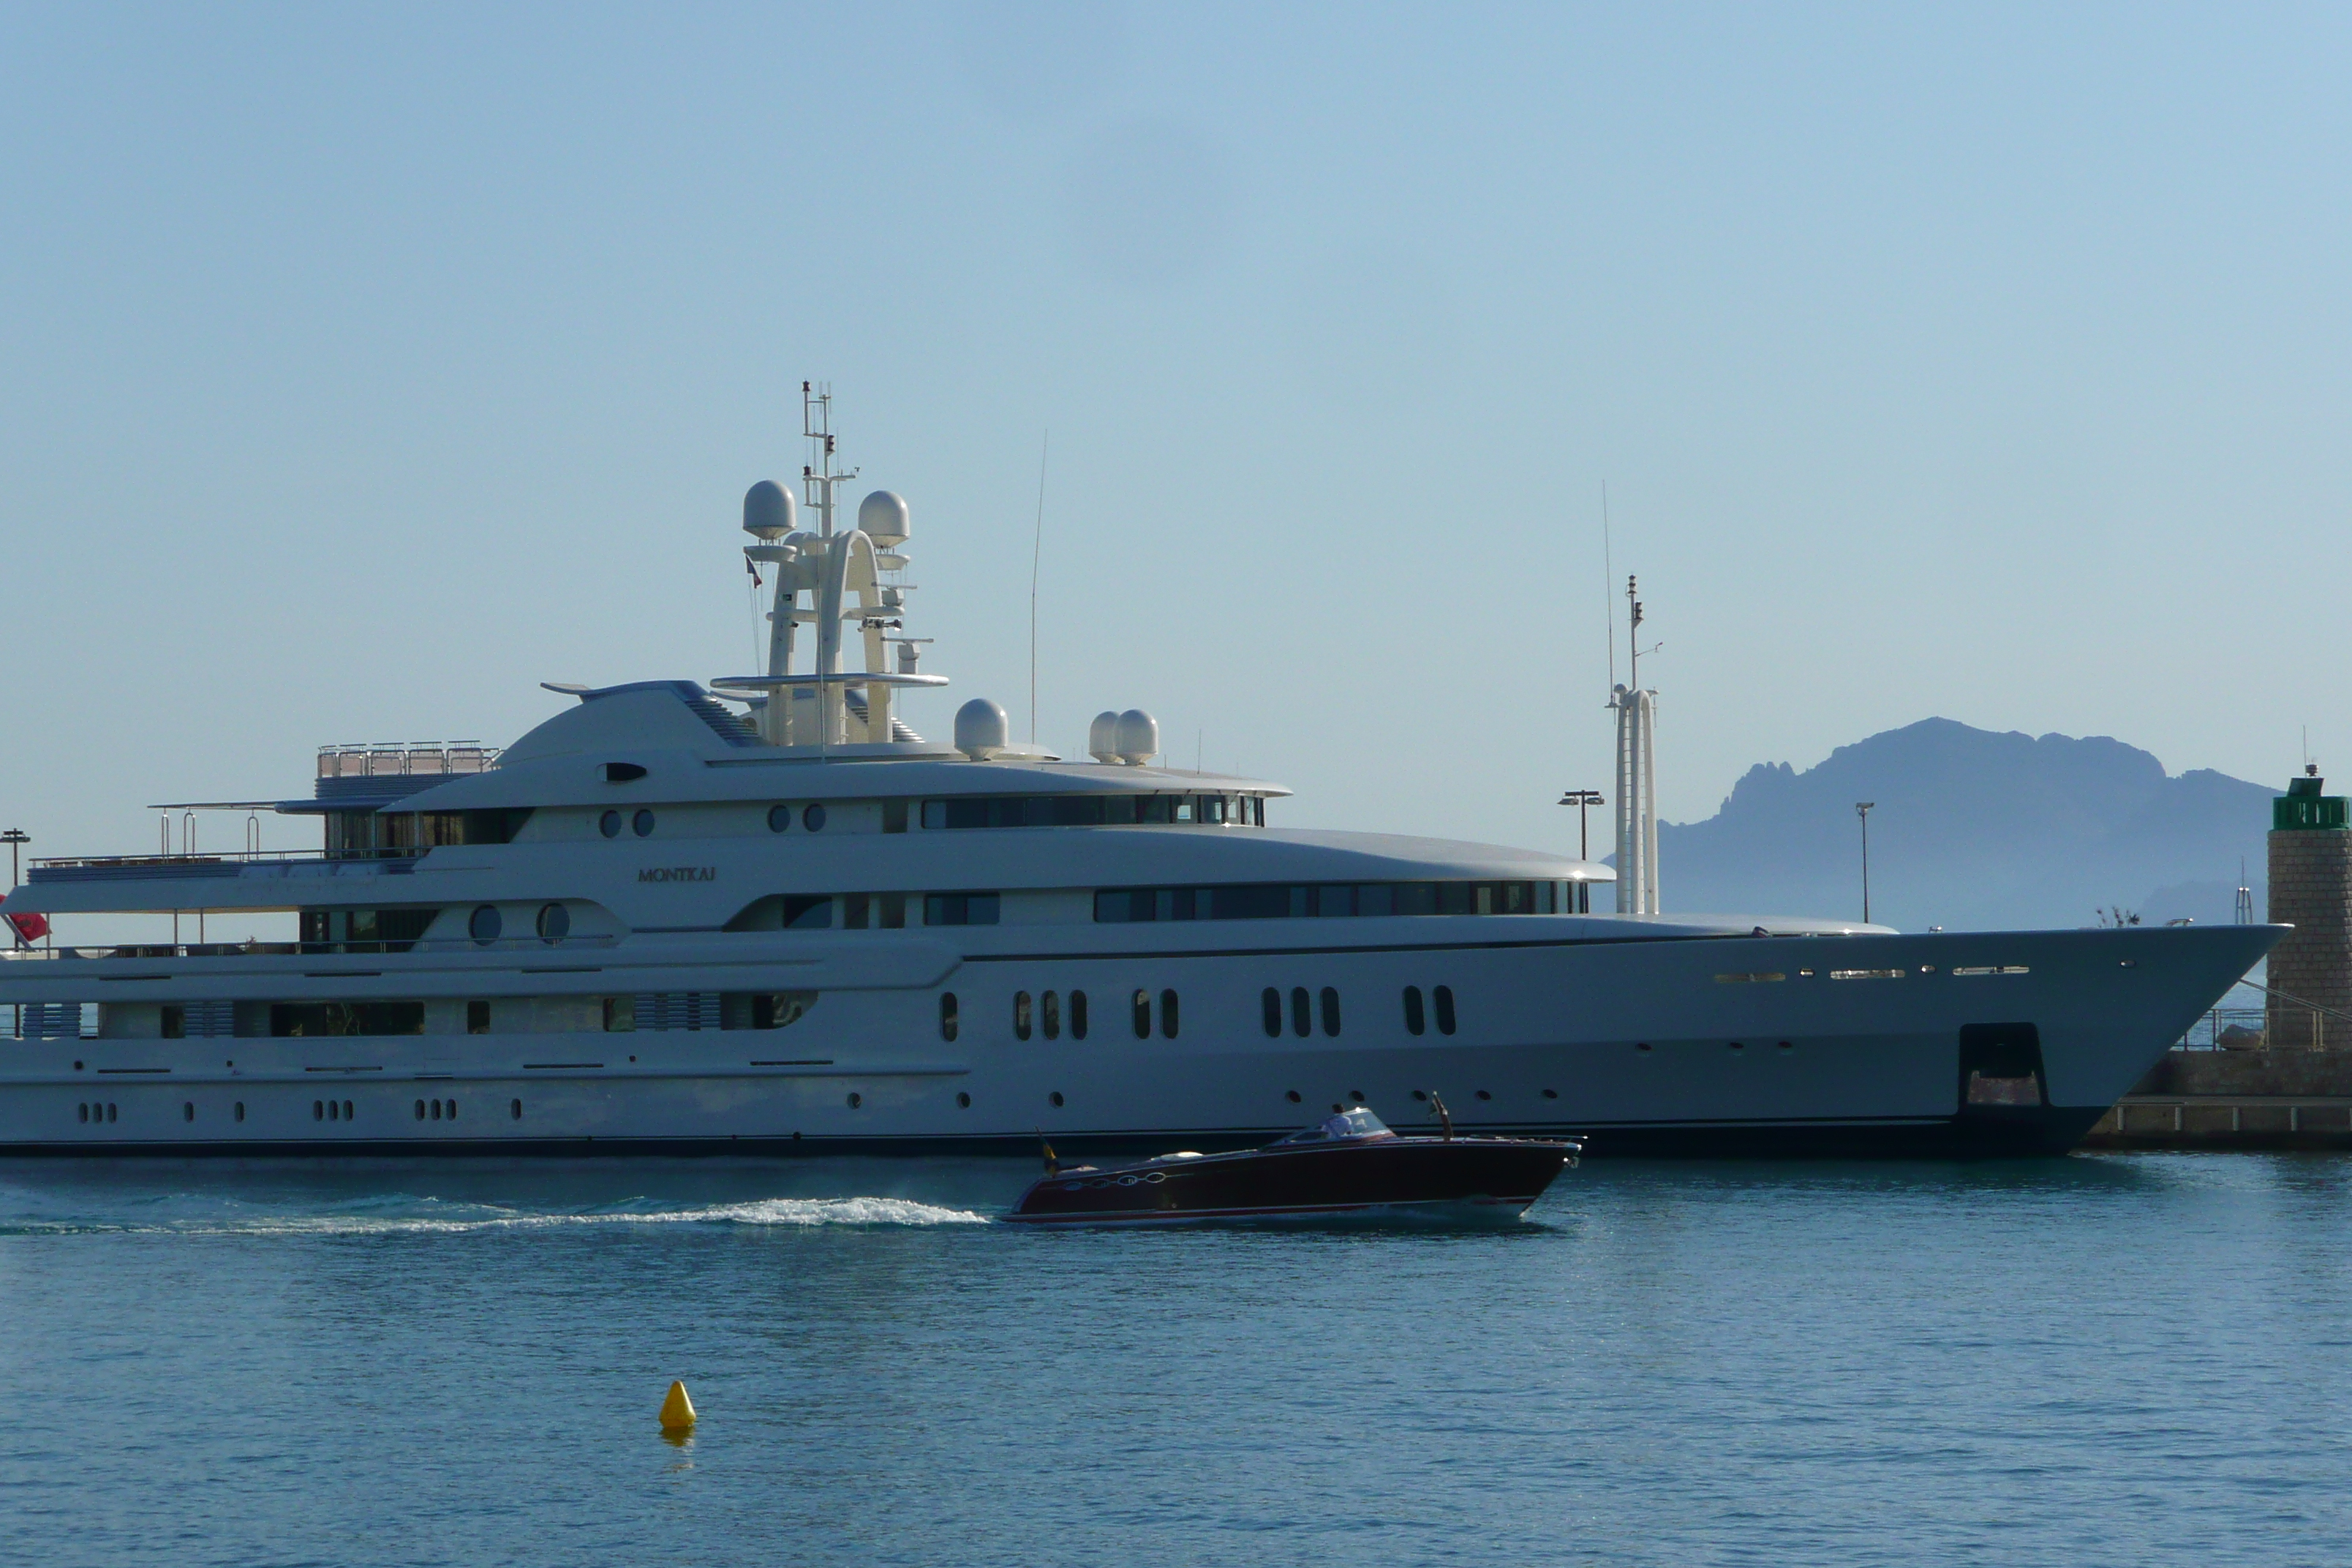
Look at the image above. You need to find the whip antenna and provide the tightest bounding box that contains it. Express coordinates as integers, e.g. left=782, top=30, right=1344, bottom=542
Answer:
left=1029, top=430, right=1049, bottom=745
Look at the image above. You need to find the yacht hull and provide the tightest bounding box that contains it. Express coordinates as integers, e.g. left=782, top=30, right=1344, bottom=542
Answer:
left=0, top=921, right=2278, bottom=1159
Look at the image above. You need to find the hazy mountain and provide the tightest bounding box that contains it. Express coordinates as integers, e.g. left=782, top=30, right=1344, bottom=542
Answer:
left=1644, top=719, right=2274, bottom=932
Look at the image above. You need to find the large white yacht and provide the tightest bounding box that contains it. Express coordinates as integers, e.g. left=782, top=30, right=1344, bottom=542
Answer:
left=0, top=395, right=2279, bottom=1157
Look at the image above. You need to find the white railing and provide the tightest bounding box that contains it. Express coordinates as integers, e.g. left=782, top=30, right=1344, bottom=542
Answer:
left=316, top=742, right=499, bottom=780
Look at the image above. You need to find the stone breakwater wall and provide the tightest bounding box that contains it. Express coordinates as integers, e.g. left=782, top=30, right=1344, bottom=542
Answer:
left=2132, top=1047, right=2352, bottom=1098
left=2080, top=1049, right=2352, bottom=1150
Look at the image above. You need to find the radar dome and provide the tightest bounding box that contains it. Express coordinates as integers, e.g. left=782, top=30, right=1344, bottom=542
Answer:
left=1088, top=711, right=1120, bottom=764
left=858, top=489, right=911, bottom=546
left=1114, top=709, right=1158, bottom=767
left=954, top=698, right=1009, bottom=761
left=742, top=480, right=796, bottom=540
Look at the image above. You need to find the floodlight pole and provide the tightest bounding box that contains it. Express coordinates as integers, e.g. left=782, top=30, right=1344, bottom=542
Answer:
left=1855, top=803, right=1875, bottom=924
left=1558, top=790, right=1605, bottom=862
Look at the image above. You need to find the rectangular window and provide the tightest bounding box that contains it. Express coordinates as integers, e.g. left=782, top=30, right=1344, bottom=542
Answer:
left=883, top=800, right=908, bottom=834
left=161, top=1005, right=186, bottom=1039
left=1358, top=883, right=1394, bottom=917
left=877, top=893, right=906, bottom=930
left=270, top=1001, right=426, bottom=1038
left=603, top=995, right=636, bottom=1032
left=1210, top=885, right=1288, bottom=921
left=842, top=894, right=870, bottom=930
left=782, top=894, right=833, bottom=930
left=467, top=1000, right=491, bottom=1034
left=1172, top=798, right=1194, bottom=823
left=723, top=991, right=815, bottom=1030
left=925, top=892, right=1001, bottom=926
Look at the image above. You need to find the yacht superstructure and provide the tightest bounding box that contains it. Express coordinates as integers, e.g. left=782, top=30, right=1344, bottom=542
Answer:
left=0, top=393, right=2281, bottom=1156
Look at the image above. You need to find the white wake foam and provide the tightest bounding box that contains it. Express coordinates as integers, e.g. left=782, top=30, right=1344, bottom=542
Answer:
left=0, top=1191, right=992, bottom=1236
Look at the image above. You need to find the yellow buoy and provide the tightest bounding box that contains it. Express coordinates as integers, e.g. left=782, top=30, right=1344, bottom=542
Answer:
left=658, top=1380, right=697, bottom=1431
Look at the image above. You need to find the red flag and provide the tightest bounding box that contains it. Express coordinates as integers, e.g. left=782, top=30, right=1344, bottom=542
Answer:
left=0, top=897, right=48, bottom=943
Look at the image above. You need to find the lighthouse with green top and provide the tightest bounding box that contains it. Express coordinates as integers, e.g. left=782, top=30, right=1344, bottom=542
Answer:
left=2267, top=766, right=2352, bottom=1049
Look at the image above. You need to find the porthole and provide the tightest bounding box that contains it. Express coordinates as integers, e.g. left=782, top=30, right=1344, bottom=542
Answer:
left=77, top=1104, right=87, bottom=1124
left=182, top=1102, right=194, bottom=1123
left=1474, top=1090, right=1492, bottom=1101
left=1410, top=1090, right=1428, bottom=1101
left=330, top=1101, right=342, bottom=1122
left=415, top=1100, right=426, bottom=1121
left=1637, top=1042, right=1652, bottom=1052
left=1777, top=1040, right=1794, bottom=1051
left=600, top=810, right=622, bottom=838
left=447, top=1100, right=457, bottom=1119
left=1261, top=988, right=1282, bottom=1038
left=957, top=1092, right=971, bottom=1109
left=939, top=992, right=959, bottom=1042
left=802, top=804, right=827, bottom=832
left=1013, top=991, right=1033, bottom=1041
left=1320, top=987, right=1342, bottom=1037
left=233, top=1102, right=244, bottom=1121
left=767, top=804, right=792, bottom=833
left=1159, top=990, right=1179, bottom=1039
left=106, top=1104, right=117, bottom=1123
left=1433, top=984, right=1457, bottom=1036
left=1041, top=991, right=1060, bottom=1040
left=536, top=902, right=570, bottom=942
left=510, top=1098, right=523, bottom=1120
left=314, top=1101, right=325, bottom=1121
left=469, top=905, right=502, bottom=943
left=1048, top=1091, right=1065, bottom=1108
left=1131, top=989, right=1151, bottom=1039
left=632, top=809, right=655, bottom=838
left=1286, top=1090, right=1303, bottom=1104
left=1730, top=1041, right=1745, bottom=1052
left=847, top=1091, right=862, bottom=1109
left=1348, top=1089, right=1365, bottom=1104
left=1069, top=990, right=1088, bottom=1040
left=1289, top=987, right=1310, bottom=1039
left=1402, top=987, right=1425, bottom=1036
left=1542, top=1088, right=1559, bottom=1099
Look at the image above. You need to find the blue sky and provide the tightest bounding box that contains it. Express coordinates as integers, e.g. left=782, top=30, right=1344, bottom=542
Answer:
left=4, top=1, right=2348, bottom=877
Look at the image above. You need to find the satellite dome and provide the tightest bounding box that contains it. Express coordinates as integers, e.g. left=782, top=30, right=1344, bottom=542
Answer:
left=1114, top=709, right=1158, bottom=767
left=954, top=698, right=1009, bottom=761
left=1088, top=711, right=1120, bottom=764
left=742, top=480, right=796, bottom=540
left=858, top=489, right=911, bottom=546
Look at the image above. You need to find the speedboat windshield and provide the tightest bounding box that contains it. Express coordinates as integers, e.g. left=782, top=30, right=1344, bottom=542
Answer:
left=1273, top=1106, right=1395, bottom=1144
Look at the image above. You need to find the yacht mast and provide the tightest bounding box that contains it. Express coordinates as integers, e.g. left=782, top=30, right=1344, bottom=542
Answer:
left=1612, top=576, right=1659, bottom=915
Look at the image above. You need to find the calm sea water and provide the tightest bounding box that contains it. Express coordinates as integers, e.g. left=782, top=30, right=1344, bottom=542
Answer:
left=2, top=1152, right=2348, bottom=1567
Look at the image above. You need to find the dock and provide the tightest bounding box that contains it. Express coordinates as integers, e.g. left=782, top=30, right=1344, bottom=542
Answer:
left=2082, top=1096, right=2352, bottom=1150
left=2078, top=1046, right=2352, bottom=1150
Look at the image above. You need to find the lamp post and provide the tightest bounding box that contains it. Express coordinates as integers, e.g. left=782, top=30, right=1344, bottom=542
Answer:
left=1557, top=789, right=1605, bottom=862
left=1855, top=803, right=1875, bottom=924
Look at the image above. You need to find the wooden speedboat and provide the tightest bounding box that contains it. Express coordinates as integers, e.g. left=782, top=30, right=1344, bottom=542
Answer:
left=1002, top=1101, right=1578, bottom=1226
